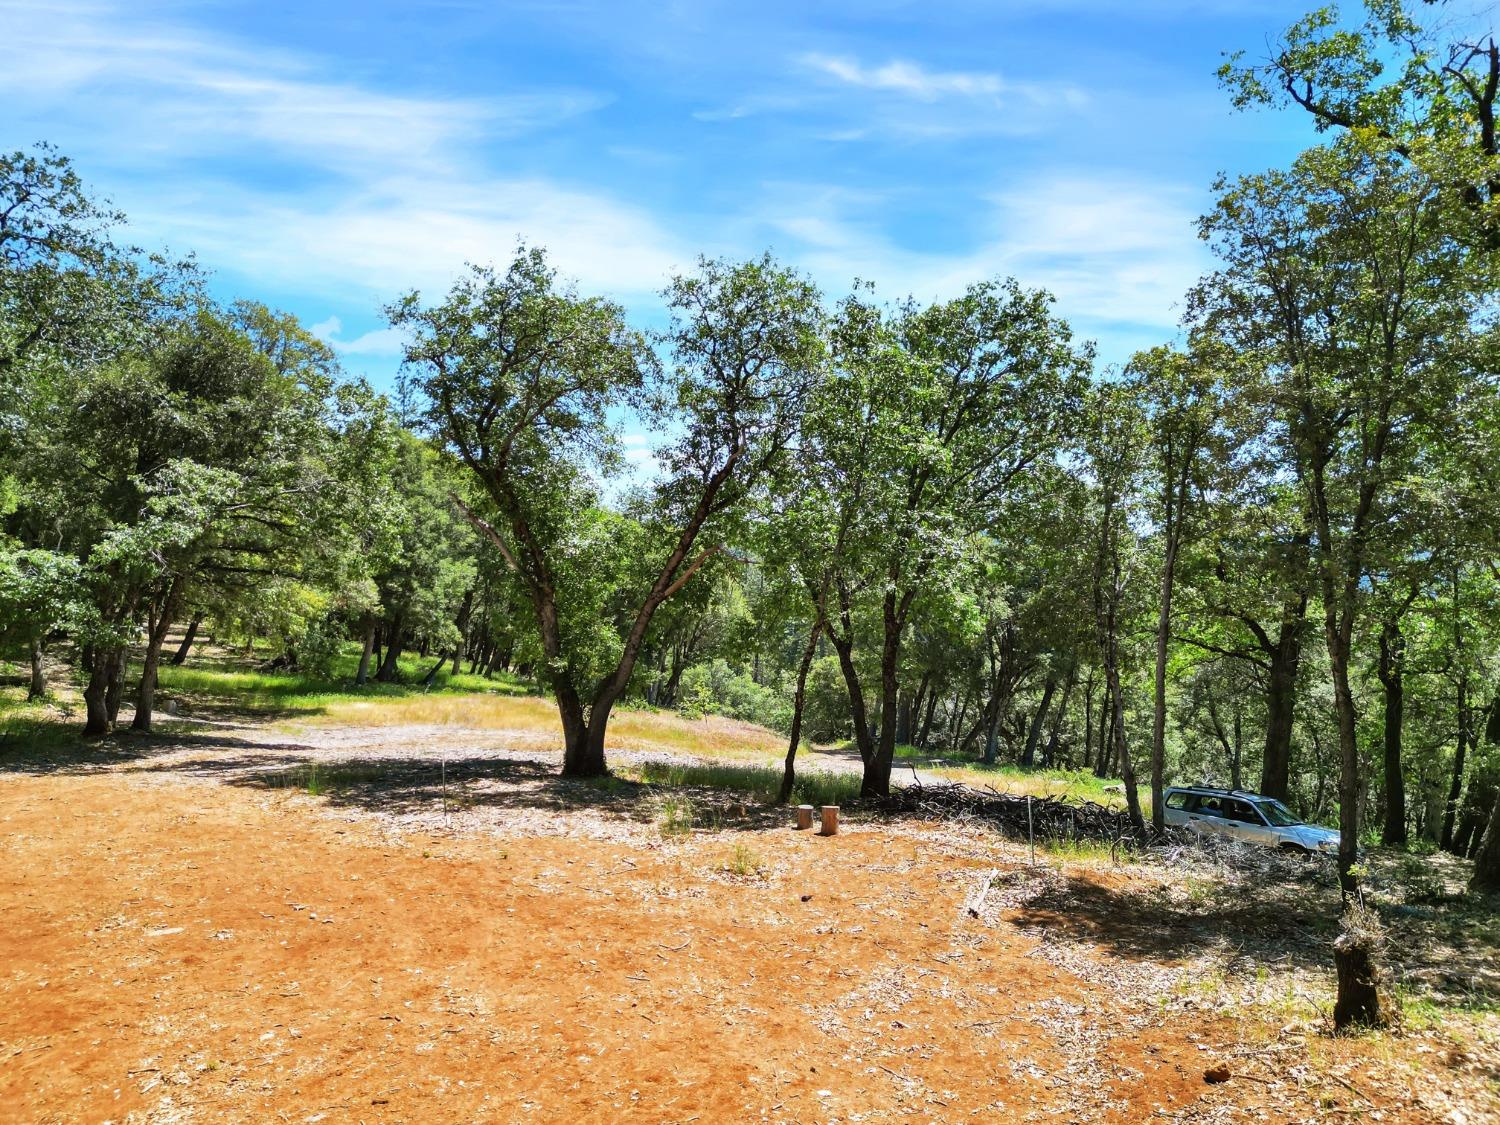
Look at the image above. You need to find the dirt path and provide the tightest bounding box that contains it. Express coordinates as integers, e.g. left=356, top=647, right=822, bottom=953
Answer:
left=0, top=719, right=1494, bottom=1123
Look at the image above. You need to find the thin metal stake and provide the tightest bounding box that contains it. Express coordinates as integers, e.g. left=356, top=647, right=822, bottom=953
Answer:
left=1027, top=796, right=1035, bottom=866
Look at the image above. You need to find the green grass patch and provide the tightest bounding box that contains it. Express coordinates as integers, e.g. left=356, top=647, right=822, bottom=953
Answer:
left=156, top=644, right=529, bottom=716
left=262, top=760, right=393, bottom=795
left=724, top=842, right=765, bottom=877
left=655, top=791, right=697, bottom=838
left=624, top=760, right=862, bottom=808
left=0, top=681, right=82, bottom=756
left=1039, top=835, right=1135, bottom=864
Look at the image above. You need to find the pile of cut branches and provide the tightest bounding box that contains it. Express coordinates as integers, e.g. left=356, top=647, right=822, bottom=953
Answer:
left=879, top=782, right=1136, bottom=845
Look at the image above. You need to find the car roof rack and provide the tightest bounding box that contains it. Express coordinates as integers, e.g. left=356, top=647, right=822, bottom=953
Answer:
left=1176, top=785, right=1265, bottom=800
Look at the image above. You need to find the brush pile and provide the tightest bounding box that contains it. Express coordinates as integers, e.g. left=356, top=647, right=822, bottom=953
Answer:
left=879, top=782, right=1136, bottom=844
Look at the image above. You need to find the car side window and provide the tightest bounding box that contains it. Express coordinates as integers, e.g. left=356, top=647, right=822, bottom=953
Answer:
left=1166, top=791, right=1193, bottom=810
left=1198, top=797, right=1223, bottom=817
left=1227, top=800, right=1261, bottom=824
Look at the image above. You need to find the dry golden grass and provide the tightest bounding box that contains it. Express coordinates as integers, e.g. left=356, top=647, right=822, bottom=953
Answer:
left=928, top=762, right=1132, bottom=810
left=308, top=693, right=786, bottom=761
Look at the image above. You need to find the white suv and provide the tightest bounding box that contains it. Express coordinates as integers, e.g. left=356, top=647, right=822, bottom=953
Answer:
left=1162, top=786, right=1340, bottom=855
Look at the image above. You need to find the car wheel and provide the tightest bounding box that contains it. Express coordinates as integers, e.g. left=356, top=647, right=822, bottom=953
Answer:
left=1278, top=842, right=1311, bottom=858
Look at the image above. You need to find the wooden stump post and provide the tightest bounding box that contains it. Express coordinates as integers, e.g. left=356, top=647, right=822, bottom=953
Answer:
left=795, top=804, right=814, bottom=831
left=819, top=805, right=839, bottom=836
left=1333, top=905, right=1394, bottom=1031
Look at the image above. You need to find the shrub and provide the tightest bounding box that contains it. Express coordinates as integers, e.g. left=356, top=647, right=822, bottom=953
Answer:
left=676, top=659, right=790, bottom=730
left=799, top=655, right=853, bottom=743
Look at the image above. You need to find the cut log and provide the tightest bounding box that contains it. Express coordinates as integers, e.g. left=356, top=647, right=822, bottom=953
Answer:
left=965, top=868, right=998, bottom=918
left=795, top=805, right=814, bottom=831
left=819, top=806, right=839, bottom=836
left=1333, top=906, right=1394, bottom=1031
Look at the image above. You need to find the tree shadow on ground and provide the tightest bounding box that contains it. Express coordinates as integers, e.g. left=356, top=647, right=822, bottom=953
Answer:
left=0, top=722, right=319, bottom=776
left=1007, top=867, right=1337, bottom=975
left=210, top=753, right=805, bottom=834
left=0, top=709, right=815, bottom=834
left=1006, top=862, right=1500, bottom=1005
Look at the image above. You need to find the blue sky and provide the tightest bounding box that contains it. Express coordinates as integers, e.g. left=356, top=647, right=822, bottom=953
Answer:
left=4, top=0, right=1327, bottom=388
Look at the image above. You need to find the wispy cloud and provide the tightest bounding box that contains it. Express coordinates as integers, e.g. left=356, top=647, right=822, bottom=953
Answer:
left=693, top=50, right=1088, bottom=139
left=0, top=2, right=605, bottom=176
left=310, top=317, right=410, bottom=358
left=802, top=54, right=1002, bottom=101
left=2, top=0, right=685, bottom=305
left=127, top=173, right=692, bottom=305
left=799, top=52, right=1087, bottom=109
left=751, top=174, right=1207, bottom=356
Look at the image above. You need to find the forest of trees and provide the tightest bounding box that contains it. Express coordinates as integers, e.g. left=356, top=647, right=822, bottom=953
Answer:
left=4, top=0, right=1500, bottom=898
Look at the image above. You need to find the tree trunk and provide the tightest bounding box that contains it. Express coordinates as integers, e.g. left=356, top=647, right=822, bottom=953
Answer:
left=948, top=691, right=967, bottom=753
left=1095, top=492, right=1144, bottom=834
left=662, top=644, right=687, bottom=708
left=1093, top=681, right=1111, bottom=778
left=1454, top=768, right=1496, bottom=857
left=26, top=639, right=45, bottom=701
left=1022, top=674, right=1059, bottom=769
left=83, top=654, right=113, bottom=736
left=1107, top=648, right=1146, bottom=836
left=1151, top=533, right=1179, bottom=832
left=169, top=613, right=203, bottom=666
left=915, top=686, right=938, bottom=749
left=894, top=690, right=913, bottom=747
left=1328, top=625, right=1361, bottom=896
left=451, top=589, right=473, bottom=676
left=374, top=616, right=405, bottom=682
left=1378, top=619, right=1407, bottom=847
left=355, top=616, right=377, bottom=685
left=1471, top=787, right=1500, bottom=892
left=105, top=646, right=127, bottom=725
left=1082, top=671, right=1095, bottom=770
left=828, top=623, right=876, bottom=770
left=910, top=672, right=931, bottom=745
left=556, top=679, right=597, bottom=777
left=981, top=698, right=1002, bottom=766
left=570, top=699, right=614, bottom=778
left=131, top=585, right=183, bottom=732
left=1043, top=666, right=1076, bottom=769
left=862, top=592, right=908, bottom=800
left=1258, top=595, right=1307, bottom=801
left=1442, top=673, right=1469, bottom=852
left=778, top=619, right=823, bottom=804
left=1231, top=703, right=1243, bottom=791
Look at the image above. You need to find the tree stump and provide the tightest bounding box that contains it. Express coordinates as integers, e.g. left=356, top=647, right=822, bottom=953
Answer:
left=1333, top=906, right=1394, bottom=1031
left=819, top=805, right=839, bottom=836
left=795, top=804, right=814, bottom=831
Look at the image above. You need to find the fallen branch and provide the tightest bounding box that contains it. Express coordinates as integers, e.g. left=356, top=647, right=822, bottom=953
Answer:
left=964, top=868, right=998, bottom=918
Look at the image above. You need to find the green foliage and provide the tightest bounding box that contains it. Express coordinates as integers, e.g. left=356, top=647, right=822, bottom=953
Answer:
left=676, top=658, right=790, bottom=730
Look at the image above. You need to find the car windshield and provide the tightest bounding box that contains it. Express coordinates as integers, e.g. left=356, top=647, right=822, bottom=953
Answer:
left=1257, top=800, right=1302, bottom=827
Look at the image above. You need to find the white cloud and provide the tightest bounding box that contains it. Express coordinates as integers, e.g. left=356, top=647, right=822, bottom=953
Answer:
left=802, top=54, right=1003, bottom=100
left=618, top=432, right=658, bottom=468
left=125, top=173, right=691, bottom=304
left=694, top=51, right=1088, bottom=140
left=2, top=0, right=686, bottom=305
left=310, top=317, right=411, bottom=358
left=0, top=0, right=605, bottom=177
left=2, top=1, right=1197, bottom=368
left=754, top=174, right=1208, bottom=358
left=799, top=52, right=1087, bottom=109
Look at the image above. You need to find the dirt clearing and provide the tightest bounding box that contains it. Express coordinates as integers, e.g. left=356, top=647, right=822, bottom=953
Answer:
left=1, top=727, right=1496, bottom=1122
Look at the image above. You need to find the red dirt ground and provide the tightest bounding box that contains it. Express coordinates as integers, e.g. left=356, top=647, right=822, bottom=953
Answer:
left=0, top=766, right=1487, bottom=1123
